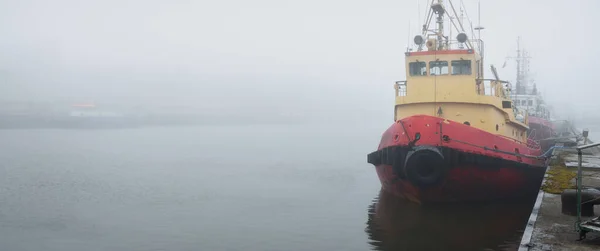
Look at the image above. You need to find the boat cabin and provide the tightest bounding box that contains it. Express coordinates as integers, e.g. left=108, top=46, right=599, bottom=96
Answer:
left=395, top=40, right=529, bottom=143
left=513, top=94, right=550, bottom=120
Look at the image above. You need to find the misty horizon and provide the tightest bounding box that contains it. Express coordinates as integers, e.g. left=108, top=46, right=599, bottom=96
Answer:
left=1, top=0, right=599, bottom=123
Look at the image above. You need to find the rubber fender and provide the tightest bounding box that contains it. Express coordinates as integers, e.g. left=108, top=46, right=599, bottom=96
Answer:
left=403, top=146, right=448, bottom=188
left=391, top=147, right=407, bottom=178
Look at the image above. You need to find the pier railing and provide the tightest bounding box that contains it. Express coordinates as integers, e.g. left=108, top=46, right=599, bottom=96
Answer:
left=575, top=141, right=600, bottom=239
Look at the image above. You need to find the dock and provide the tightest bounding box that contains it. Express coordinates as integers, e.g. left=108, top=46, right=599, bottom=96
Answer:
left=519, top=137, right=600, bottom=250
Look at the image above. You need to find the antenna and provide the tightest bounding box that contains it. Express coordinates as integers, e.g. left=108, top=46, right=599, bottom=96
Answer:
left=407, top=20, right=411, bottom=52
left=459, top=0, right=476, bottom=41
left=473, top=1, right=484, bottom=40
left=477, top=1, right=481, bottom=38
left=448, top=9, right=452, bottom=40
left=418, top=0, right=421, bottom=27
left=459, top=1, right=464, bottom=26
left=516, top=37, right=522, bottom=95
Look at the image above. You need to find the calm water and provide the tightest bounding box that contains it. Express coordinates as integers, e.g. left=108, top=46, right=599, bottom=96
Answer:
left=0, top=124, right=535, bottom=251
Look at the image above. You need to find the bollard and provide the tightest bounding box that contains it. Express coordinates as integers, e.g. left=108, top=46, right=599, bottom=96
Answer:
left=561, top=188, right=600, bottom=217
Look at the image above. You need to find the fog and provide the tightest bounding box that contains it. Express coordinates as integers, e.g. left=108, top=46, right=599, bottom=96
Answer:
left=2, top=2, right=599, bottom=250
left=0, top=0, right=598, bottom=124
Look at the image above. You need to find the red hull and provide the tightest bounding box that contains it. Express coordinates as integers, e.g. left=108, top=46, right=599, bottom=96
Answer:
left=367, top=115, right=547, bottom=204
left=528, top=116, right=556, bottom=152
left=528, top=116, right=555, bottom=140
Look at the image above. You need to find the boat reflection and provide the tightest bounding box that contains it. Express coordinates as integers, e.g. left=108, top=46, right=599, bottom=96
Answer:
left=365, top=189, right=536, bottom=251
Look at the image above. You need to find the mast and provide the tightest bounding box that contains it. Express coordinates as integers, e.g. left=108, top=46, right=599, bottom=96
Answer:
left=516, top=37, right=522, bottom=95
left=473, top=1, right=484, bottom=62
left=412, top=0, right=472, bottom=52
left=477, top=1, right=481, bottom=40
left=435, top=0, right=445, bottom=50
left=524, top=50, right=532, bottom=94
left=509, top=37, right=530, bottom=95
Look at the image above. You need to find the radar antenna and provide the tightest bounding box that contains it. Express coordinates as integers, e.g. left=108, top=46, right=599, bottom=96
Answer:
left=412, top=0, right=477, bottom=53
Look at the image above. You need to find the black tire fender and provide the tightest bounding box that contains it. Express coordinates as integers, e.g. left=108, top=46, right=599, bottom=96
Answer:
left=391, top=147, right=407, bottom=178
left=403, top=146, right=448, bottom=188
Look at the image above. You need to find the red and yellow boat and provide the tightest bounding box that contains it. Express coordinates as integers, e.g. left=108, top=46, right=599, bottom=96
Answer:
left=366, top=0, right=547, bottom=204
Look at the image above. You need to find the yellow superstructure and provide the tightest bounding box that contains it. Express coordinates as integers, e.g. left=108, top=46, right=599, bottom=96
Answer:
left=394, top=48, right=529, bottom=143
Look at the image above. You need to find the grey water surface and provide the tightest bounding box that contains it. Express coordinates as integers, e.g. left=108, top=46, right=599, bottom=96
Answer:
left=0, top=124, right=534, bottom=251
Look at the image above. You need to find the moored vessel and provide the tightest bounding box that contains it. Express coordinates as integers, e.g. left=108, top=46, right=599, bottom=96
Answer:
left=366, top=0, right=548, bottom=204
left=507, top=38, right=557, bottom=151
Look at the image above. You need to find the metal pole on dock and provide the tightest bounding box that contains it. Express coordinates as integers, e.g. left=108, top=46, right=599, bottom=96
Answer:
left=574, top=141, right=600, bottom=239
left=577, top=149, right=583, bottom=229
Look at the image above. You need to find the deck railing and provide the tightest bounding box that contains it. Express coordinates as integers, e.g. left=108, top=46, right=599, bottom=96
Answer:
left=408, top=38, right=483, bottom=54
left=394, top=81, right=407, bottom=97
left=575, top=140, right=600, bottom=239
left=476, top=79, right=510, bottom=98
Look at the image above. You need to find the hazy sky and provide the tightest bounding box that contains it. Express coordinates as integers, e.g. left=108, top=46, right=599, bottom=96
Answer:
left=0, top=0, right=597, bottom=122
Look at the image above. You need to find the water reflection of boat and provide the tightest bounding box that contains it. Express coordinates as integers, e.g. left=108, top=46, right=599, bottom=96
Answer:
left=365, top=190, right=536, bottom=251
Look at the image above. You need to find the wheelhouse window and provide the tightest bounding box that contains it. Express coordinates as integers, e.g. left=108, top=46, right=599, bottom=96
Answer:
left=409, top=61, right=427, bottom=76
left=528, top=100, right=533, bottom=106
left=451, top=60, right=472, bottom=75
left=429, top=61, right=448, bottom=75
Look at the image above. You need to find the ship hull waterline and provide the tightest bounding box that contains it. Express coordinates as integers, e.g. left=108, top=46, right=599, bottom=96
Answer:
left=367, top=115, right=548, bottom=204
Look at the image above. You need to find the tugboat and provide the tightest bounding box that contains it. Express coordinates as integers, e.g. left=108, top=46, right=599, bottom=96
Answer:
left=366, top=0, right=547, bottom=204
left=507, top=38, right=556, bottom=151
